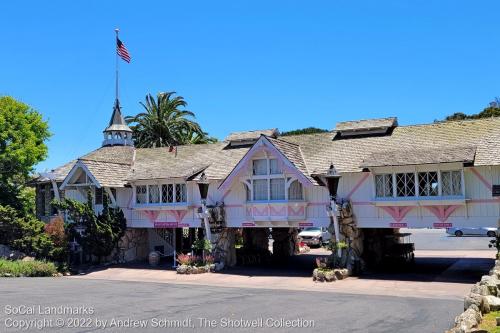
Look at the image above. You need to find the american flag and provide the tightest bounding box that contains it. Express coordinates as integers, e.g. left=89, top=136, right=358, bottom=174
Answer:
left=116, top=38, right=131, bottom=63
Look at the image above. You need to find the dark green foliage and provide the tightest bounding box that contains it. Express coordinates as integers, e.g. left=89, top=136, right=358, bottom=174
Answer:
left=53, top=191, right=126, bottom=263
left=0, top=204, right=57, bottom=260
left=443, top=98, right=500, bottom=121
left=280, top=127, right=329, bottom=136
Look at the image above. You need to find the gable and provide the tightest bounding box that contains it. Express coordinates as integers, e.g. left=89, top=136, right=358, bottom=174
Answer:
left=219, top=136, right=313, bottom=191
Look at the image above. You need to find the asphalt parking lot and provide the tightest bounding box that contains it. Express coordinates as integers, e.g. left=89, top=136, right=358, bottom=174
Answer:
left=0, top=228, right=494, bottom=333
left=0, top=278, right=462, bottom=333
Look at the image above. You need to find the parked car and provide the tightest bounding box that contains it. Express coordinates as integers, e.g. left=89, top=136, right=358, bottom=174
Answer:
left=298, top=227, right=331, bottom=246
left=446, top=227, right=497, bottom=237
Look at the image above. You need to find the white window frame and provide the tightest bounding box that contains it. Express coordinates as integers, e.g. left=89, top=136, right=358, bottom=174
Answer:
left=374, top=168, right=464, bottom=199
left=244, top=157, right=304, bottom=202
left=134, top=181, right=188, bottom=205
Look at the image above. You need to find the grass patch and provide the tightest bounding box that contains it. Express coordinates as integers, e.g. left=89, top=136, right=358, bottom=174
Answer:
left=0, top=259, right=58, bottom=277
left=479, top=310, right=500, bottom=333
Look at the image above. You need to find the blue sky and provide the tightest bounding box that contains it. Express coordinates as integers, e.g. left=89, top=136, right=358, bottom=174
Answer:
left=1, top=1, right=499, bottom=172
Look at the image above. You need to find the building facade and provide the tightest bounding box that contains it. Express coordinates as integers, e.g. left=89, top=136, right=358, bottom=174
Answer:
left=34, top=105, right=500, bottom=262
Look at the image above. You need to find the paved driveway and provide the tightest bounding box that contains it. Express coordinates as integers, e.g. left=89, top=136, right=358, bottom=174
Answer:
left=0, top=278, right=461, bottom=333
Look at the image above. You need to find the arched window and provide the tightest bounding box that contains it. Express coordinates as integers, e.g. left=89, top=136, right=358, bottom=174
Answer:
left=288, top=180, right=303, bottom=201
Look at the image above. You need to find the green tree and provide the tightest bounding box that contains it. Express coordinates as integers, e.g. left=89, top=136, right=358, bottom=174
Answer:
left=280, top=127, right=329, bottom=136
left=443, top=98, right=500, bottom=121
left=125, top=92, right=211, bottom=147
left=53, top=192, right=126, bottom=263
left=179, top=129, right=218, bottom=144
left=0, top=96, right=50, bottom=213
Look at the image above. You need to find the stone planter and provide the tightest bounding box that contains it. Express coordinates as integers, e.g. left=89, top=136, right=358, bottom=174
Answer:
left=312, top=268, right=348, bottom=282
left=447, top=259, right=500, bottom=333
left=176, top=264, right=214, bottom=274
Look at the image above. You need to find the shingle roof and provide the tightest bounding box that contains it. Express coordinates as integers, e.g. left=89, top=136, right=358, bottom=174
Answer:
left=360, top=146, right=476, bottom=168
left=41, top=117, right=500, bottom=187
left=225, top=129, right=278, bottom=142
left=129, top=143, right=250, bottom=181
left=33, top=160, right=77, bottom=182
left=335, top=117, right=397, bottom=131
left=266, top=137, right=312, bottom=182
left=283, top=117, right=500, bottom=174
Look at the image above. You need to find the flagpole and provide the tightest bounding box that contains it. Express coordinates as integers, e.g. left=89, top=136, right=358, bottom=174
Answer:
left=115, top=28, right=119, bottom=102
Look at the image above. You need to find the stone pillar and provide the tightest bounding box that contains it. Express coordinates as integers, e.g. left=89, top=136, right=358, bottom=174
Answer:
left=271, top=228, right=298, bottom=258
left=212, top=228, right=237, bottom=267
left=117, top=228, right=149, bottom=263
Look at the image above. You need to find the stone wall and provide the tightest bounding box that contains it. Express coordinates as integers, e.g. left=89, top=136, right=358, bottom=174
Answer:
left=446, top=259, right=500, bottom=333
left=212, top=228, right=237, bottom=267
left=115, top=228, right=149, bottom=263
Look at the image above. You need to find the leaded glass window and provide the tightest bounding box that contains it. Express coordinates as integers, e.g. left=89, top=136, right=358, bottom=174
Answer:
left=148, top=185, right=160, bottom=203
left=136, top=185, right=147, bottom=204
left=396, top=173, right=415, bottom=197
left=442, top=170, right=462, bottom=196
left=418, top=172, right=439, bottom=197
left=175, top=184, right=187, bottom=203
left=375, top=174, right=393, bottom=197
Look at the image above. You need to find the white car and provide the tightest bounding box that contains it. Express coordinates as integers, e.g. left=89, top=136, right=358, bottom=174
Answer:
left=446, top=227, right=497, bottom=237
left=298, top=227, right=331, bottom=246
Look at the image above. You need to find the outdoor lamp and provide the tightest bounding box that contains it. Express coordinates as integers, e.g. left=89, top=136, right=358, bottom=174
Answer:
left=324, top=164, right=341, bottom=201
left=196, top=172, right=212, bottom=243
left=322, top=164, right=342, bottom=257
left=197, top=172, right=210, bottom=202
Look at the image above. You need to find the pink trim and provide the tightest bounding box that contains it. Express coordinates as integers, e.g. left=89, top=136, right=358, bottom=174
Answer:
left=219, top=138, right=312, bottom=191
left=469, top=198, right=500, bottom=203
left=425, top=205, right=460, bottom=222
left=307, top=202, right=329, bottom=207
left=166, top=210, right=187, bottom=223
left=252, top=206, right=269, bottom=216
left=470, top=167, right=493, bottom=191
left=225, top=204, right=244, bottom=208
left=270, top=206, right=286, bottom=216
left=346, top=172, right=370, bottom=199
left=242, top=222, right=256, bottom=227
left=390, top=222, right=408, bottom=228
left=351, top=201, right=374, bottom=206
left=379, top=206, right=413, bottom=222
left=143, top=210, right=160, bottom=223
left=221, top=189, right=232, bottom=201
left=299, top=222, right=313, bottom=227
left=288, top=206, right=305, bottom=216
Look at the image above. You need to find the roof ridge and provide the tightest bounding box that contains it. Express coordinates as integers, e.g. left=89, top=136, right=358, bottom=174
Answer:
left=78, top=158, right=133, bottom=166
left=395, top=116, right=500, bottom=129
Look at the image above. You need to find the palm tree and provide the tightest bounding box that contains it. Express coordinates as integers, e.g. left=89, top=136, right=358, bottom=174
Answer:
left=179, top=129, right=218, bottom=144
left=125, top=92, right=210, bottom=148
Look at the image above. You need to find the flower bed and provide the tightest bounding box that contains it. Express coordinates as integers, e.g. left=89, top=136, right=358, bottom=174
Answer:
left=176, top=253, right=215, bottom=275
left=312, top=257, right=349, bottom=282
left=0, top=259, right=58, bottom=277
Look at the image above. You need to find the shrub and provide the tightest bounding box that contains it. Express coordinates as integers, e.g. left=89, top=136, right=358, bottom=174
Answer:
left=177, top=253, right=192, bottom=265
left=0, top=259, right=57, bottom=277
left=192, top=239, right=212, bottom=252
left=204, top=255, right=215, bottom=265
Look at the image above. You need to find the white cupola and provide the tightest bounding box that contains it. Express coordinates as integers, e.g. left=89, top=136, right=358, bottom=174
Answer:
left=102, top=99, right=134, bottom=147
